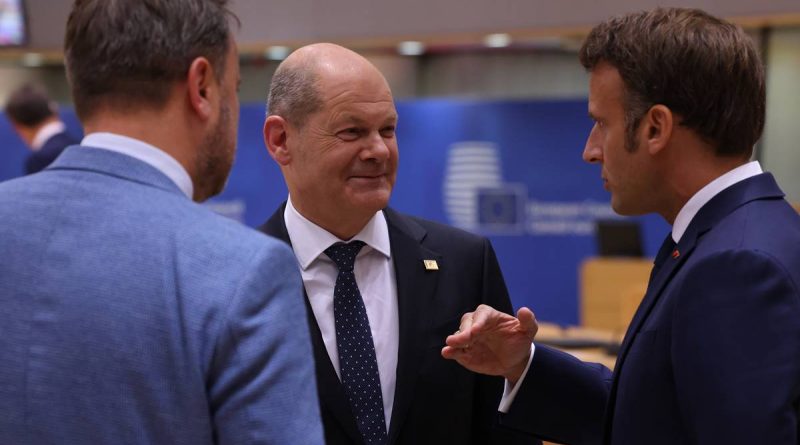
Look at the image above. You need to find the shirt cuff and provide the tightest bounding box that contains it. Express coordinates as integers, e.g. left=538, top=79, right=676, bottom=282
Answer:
left=498, top=342, right=535, bottom=413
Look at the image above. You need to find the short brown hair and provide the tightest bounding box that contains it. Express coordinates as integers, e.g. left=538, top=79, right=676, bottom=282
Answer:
left=64, top=0, right=237, bottom=120
left=4, top=84, right=55, bottom=127
left=580, top=7, right=765, bottom=157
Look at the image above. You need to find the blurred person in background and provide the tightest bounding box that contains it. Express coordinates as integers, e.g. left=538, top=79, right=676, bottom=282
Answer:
left=443, top=7, right=800, bottom=445
left=260, top=43, right=535, bottom=445
left=0, top=1, right=323, bottom=444
left=4, top=83, right=79, bottom=174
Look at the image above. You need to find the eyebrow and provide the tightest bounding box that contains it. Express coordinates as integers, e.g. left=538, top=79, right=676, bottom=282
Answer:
left=337, top=113, right=398, bottom=126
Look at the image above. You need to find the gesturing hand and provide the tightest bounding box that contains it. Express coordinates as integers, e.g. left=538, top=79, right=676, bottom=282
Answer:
left=441, top=304, right=538, bottom=385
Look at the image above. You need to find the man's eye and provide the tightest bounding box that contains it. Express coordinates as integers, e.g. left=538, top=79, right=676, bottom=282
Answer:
left=338, top=128, right=361, bottom=141
left=380, top=126, right=396, bottom=138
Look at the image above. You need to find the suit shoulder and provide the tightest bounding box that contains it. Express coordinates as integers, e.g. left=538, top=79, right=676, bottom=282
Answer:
left=387, top=209, right=489, bottom=248
left=707, top=198, right=800, bottom=255
left=182, top=204, right=287, bottom=251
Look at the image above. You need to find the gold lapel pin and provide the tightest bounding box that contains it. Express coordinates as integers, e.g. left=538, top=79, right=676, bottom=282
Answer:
left=423, top=259, right=439, bottom=271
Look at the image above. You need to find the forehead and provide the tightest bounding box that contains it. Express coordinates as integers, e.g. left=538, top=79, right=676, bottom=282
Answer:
left=316, top=68, right=396, bottom=122
left=588, top=62, right=625, bottom=114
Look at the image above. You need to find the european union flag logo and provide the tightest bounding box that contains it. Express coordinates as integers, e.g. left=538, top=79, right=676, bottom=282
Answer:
left=477, top=185, right=526, bottom=233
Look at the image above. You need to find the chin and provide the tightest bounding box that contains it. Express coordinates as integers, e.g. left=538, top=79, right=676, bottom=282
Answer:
left=351, top=191, right=391, bottom=213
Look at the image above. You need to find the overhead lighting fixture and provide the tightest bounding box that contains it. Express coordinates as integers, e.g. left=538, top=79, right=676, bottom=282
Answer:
left=484, top=33, right=512, bottom=48
left=265, top=46, right=291, bottom=61
left=21, top=52, right=43, bottom=67
left=397, top=41, right=425, bottom=56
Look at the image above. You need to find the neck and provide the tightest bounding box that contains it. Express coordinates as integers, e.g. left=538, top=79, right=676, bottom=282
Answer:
left=82, top=107, right=197, bottom=184
left=291, top=198, right=373, bottom=240
left=661, top=154, right=750, bottom=224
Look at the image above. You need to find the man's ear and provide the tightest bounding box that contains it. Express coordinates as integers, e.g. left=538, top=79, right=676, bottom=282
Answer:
left=642, top=104, right=674, bottom=155
left=186, top=57, right=217, bottom=121
left=264, top=115, right=291, bottom=166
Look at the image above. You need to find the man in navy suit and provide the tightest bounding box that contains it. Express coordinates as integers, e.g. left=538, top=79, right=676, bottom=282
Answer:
left=0, top=1, right=323, bottom=444
left=260, top=43, right=534, bottom=445
left=4, top=83, right=79, bottom=174
left=443, top=7, right=800, bottom=445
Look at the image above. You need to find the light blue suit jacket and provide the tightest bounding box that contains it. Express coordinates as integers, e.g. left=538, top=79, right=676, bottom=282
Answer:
left=0, top=146, right=324, bottom=444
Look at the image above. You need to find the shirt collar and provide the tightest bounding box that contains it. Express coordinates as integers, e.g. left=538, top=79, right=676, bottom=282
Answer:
left=31, top=121, right=66, bottom=151
left=283, top=197, right=391, bottom=270
left=81, top=132, right=194, bottom=199
left=672, top=160, right=762, bottom=242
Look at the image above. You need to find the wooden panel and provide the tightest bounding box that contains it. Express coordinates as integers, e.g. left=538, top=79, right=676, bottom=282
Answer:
left=580, top=258, right=652, bottom=333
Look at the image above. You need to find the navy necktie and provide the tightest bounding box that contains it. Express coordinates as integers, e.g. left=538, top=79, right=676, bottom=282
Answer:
left=650, top=234, right=677, bottom=281
left=325, top=241, right=388, bottom=445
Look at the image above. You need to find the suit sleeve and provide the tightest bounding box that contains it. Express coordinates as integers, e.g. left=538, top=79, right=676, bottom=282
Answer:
left=207, top=243, right=325, bottom=445
left=672, top=250, right=800, bottom=444
left=499, top=345, right=612, bottom=445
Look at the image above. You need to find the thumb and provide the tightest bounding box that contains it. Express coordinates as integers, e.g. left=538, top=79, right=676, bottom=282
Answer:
left=516, top=307, right=538, bottom=339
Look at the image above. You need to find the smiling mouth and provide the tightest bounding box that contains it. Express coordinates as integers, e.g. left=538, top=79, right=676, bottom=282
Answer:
left=351, top=174, right=385, bottom=180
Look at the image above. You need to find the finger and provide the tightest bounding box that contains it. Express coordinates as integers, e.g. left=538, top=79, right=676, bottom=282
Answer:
left=470, top=304, right=499, bottom=332
left=441, top=345, right=460, bottom=360
left=445, top=330, right=471, bottom=348
left=446, top=311, right=475, bottom=347
left=459, top=311, right=474, bottom=333
left=441, top=345, right=471, bottom=362
left=516, top=307, right=538, bottom=339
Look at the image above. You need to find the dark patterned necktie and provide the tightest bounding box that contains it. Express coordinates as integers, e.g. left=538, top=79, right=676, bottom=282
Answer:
left=324, top=241, right=388, bottom=445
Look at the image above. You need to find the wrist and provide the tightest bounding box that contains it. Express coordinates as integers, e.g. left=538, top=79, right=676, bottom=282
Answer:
left=505, top=349, right=531, bottom=386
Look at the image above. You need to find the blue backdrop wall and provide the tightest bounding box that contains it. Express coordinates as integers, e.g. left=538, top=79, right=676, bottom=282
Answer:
left=0, top=100, right=669, bottom=325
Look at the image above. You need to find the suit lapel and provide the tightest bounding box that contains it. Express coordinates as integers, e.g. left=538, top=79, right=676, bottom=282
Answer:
left=259, top=205, right=363, bottom=443
left=383, top=209, right=442, bottom=445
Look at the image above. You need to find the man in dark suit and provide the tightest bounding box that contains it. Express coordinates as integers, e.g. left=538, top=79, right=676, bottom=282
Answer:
left=4, top=83, right=79, bottom=174
left=260, top=43, right=534, bottom=445
left=0, top=1, right=323, bottom=444
left=443, top=7, right=800, bottom=445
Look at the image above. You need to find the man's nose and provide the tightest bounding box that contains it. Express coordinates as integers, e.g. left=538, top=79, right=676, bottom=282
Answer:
left=583, top=124, right=603, bottom=164
left=361, top=132, right=391, bottom=161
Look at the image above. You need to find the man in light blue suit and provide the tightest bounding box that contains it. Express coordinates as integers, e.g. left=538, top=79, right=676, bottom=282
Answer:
left=443, top=8, right=800, bottom=445
left=0, top=1, right=323, bottom=444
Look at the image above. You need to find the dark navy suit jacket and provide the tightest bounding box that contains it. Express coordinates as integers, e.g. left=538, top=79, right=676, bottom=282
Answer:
left=25, top=130, right=79, bottom=174
left=501, top=173, right=800, bottom=444
left=260, top=205, right=538, bottom=445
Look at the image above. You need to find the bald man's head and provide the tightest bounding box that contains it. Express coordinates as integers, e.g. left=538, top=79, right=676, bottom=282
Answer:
left=267, top=43, right=390, bottom=127
left=262, top=42, right=399, bottom=239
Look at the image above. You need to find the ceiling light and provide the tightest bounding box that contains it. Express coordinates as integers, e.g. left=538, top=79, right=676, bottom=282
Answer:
left=265, top=46, right=291, bottom=61
left=397, top=41, right=425, bottom=56
left=21, top=53, right=43, bottom=67
left=484, top=33, right=512, bottom=48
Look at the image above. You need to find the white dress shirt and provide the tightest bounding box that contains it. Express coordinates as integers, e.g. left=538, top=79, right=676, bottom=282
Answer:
left=81, top=132, right=194, bottom=199
left=31, top=121, right=66, bottom=151
left=284, top=198, right=399, bottom=429
left=499, top=160, right=764, bottom=412
left=671, top=161, right=762, bottom=242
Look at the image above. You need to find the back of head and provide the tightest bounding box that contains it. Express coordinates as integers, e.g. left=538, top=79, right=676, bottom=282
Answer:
left=64, top=0, right=235, bottom=121
left=579, top=7, right=765, bottom=158
left=4, top=83, right=55, bottom=127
